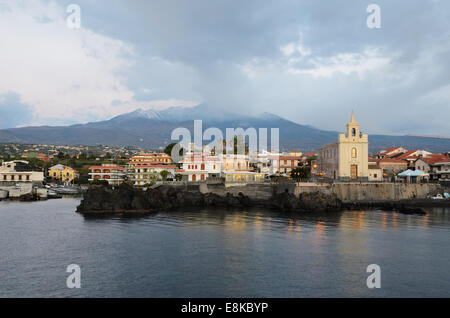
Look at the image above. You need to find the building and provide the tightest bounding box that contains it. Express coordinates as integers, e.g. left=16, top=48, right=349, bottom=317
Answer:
left=223, top=171, right=265, bottom=183
left=429, top=161, right=450, bottom=181
left=372, top=147, right=407, bottom=159
left=88, top=163, right=126, bottom=185
left=220, top=154, right=250, bottom=172
left=278, top=153, right=302, bottom=174
left=129, top=153, right=173, bottom=164
left=0, top=160, right=44, bottom=185
left=22, top=152, right=50, bottom=162
left=369, top=158, right=408, bottom=178
left=318, top=113, right=382, bottom=181
left=48, top=164, right=79, bottom=183
left=414, top=155, right=450, bottom=175
left=128, top=153, right=176, bottom=185
left=249, top=150, right=279, bottom=175
left=176, top=154, right=221, bottom=182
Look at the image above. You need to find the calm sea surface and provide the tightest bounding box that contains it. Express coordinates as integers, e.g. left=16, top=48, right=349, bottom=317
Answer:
left=0, top=198, right=449, bottom=298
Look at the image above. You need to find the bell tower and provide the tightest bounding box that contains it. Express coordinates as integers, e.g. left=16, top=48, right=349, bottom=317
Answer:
left=346, top=111, right=360, bottom=138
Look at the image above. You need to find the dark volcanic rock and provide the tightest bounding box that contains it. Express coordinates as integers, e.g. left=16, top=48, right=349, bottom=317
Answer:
left=77, top=183, right=346, bottom=214
left=76, top=184, right=254, bottom=214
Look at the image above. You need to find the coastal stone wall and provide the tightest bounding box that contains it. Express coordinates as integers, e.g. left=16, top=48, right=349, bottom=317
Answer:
left=154, top=181, right=441, bottom=203
left=294, top=183, right=441, bottom=202
left=203, top=182, right=274, bottom=201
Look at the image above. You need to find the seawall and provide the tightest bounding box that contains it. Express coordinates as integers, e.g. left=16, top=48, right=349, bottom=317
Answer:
left=197, top=182, right=441, bottom=203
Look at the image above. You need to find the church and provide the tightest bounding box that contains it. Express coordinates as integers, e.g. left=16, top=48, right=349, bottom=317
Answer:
left=318, top=113, right=382, bottom=181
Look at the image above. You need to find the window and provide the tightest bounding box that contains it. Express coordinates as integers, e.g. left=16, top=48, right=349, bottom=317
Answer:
left=19, top=175, right=22, bottom=181
left=352, top=128, right=356, bottom=136
left=374, top=174, right=377, bottom=178
left=26, top=175, right=30, bottom=181
left=3, top=175, right=6, bottom=181
left=11, top=175, right=14, bottom=181
left=352, top=148, right=357, bottom=158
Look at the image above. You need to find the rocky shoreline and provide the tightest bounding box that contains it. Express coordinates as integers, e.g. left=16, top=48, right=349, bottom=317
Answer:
left=76, top=183, right=344, bottom=214
left=75, top=183, right=447, bottom=215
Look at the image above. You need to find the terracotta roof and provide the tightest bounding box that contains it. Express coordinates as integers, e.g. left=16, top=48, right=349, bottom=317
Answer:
left=279, top=156, right=302, bottom=160
left=395, top=150, right=419, bottom=159
left=417, top=156, right=450, bottom=165
left=370, top=158, right=408, bottom=163
left=89, top=165, right=125, bottom=170
left=130, top=164, right=177, bottom=169
left=373, top=147, right=404, bottom=156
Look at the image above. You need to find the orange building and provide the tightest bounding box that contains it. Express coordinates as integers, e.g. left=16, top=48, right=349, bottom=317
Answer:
left=128, top=153, right=176, bottom=185
left=88, top=163, right=126, bottom=185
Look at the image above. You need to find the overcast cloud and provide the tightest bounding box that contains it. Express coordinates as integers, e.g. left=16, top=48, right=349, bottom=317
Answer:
left=1, top=0, right=449, bottom=135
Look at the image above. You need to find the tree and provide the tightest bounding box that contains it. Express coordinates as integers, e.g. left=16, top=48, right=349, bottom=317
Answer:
left=164, top=143, right=177, bottom=156
left=175, top=174, right=183, bottom=181
left=89, top=179, right=109, bottom=186
left=160, top=170, right=169, bottom=181
left=74, top=176, right=89, bottom=185
left=290, top=167, right=311, bottom=182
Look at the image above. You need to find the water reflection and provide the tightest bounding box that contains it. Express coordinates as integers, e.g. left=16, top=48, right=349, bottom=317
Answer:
left=1, top=199, right=450, bottom=297
left=79, top=206, right=448, bottom=234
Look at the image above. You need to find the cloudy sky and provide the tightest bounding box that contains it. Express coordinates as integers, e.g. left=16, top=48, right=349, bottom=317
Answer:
left=1, top=0, right=449, bottom=136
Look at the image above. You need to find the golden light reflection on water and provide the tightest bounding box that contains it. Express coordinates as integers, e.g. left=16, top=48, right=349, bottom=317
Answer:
left=253, top=212, right=263, bottom=233
left=229, top=213, right=246, bottom=232
left=287, top=218, right=294, bottom=233
left=423, top=214, right=429, bottom=227
left=351, top=210, right=366, bottom=229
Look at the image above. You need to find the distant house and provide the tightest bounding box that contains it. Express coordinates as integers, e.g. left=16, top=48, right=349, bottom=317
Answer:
left=278, top=154, right=302, bottom=174
left=127, top=153, right=176, bottom=185
left=369, top=158, right=408, bottom=178
left=429, top=161, right=450, bottom=181
left=0, top=160, right=44, bottom=185
left=414, top=155, right=450, bottom=177
left=22, top=152, right=50, bottom=162
left=88, top=164, right=126, bottom=185
left=48, top=164, right=79, bottom=183
left=176, top=154, right=221, bottom=182
left=372, top=147, right=407, bottom=159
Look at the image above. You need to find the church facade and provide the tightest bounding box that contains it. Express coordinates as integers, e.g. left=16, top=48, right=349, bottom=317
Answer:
left=318, top=113, right=382, bottom=181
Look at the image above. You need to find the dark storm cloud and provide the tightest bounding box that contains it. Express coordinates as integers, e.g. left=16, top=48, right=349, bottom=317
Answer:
left=29, top=1, right=450, bottom=135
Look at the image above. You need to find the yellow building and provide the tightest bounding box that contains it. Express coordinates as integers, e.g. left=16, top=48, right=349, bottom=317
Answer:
left=318, top=113, right=382, bottom=181
left=129, top=153, right=172, bottom=164
left=48, top=164, right=79, bottom=183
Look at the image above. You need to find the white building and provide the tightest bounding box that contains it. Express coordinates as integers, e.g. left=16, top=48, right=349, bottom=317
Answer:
left=0, top=160, right=44, bottom=185
left=250, top=150, right=279, bottom=175
left=177, top=154, right=221, bottom=181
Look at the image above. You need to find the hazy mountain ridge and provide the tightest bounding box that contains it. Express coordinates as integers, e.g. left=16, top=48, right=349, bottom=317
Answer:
left=0, top=105, right=449, bottom=153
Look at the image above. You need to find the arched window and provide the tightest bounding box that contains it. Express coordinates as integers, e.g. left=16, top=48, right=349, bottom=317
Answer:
left=352, top=148, right=357, bottom=158
left=352, top=128, right=356, bottom=136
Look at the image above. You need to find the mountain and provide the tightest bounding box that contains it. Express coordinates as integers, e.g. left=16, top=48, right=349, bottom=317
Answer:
left=0, top=104, right=449, bottom=153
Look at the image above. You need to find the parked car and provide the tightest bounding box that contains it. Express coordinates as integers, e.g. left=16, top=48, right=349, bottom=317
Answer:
left=431, top=194, right=444, bottom=200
